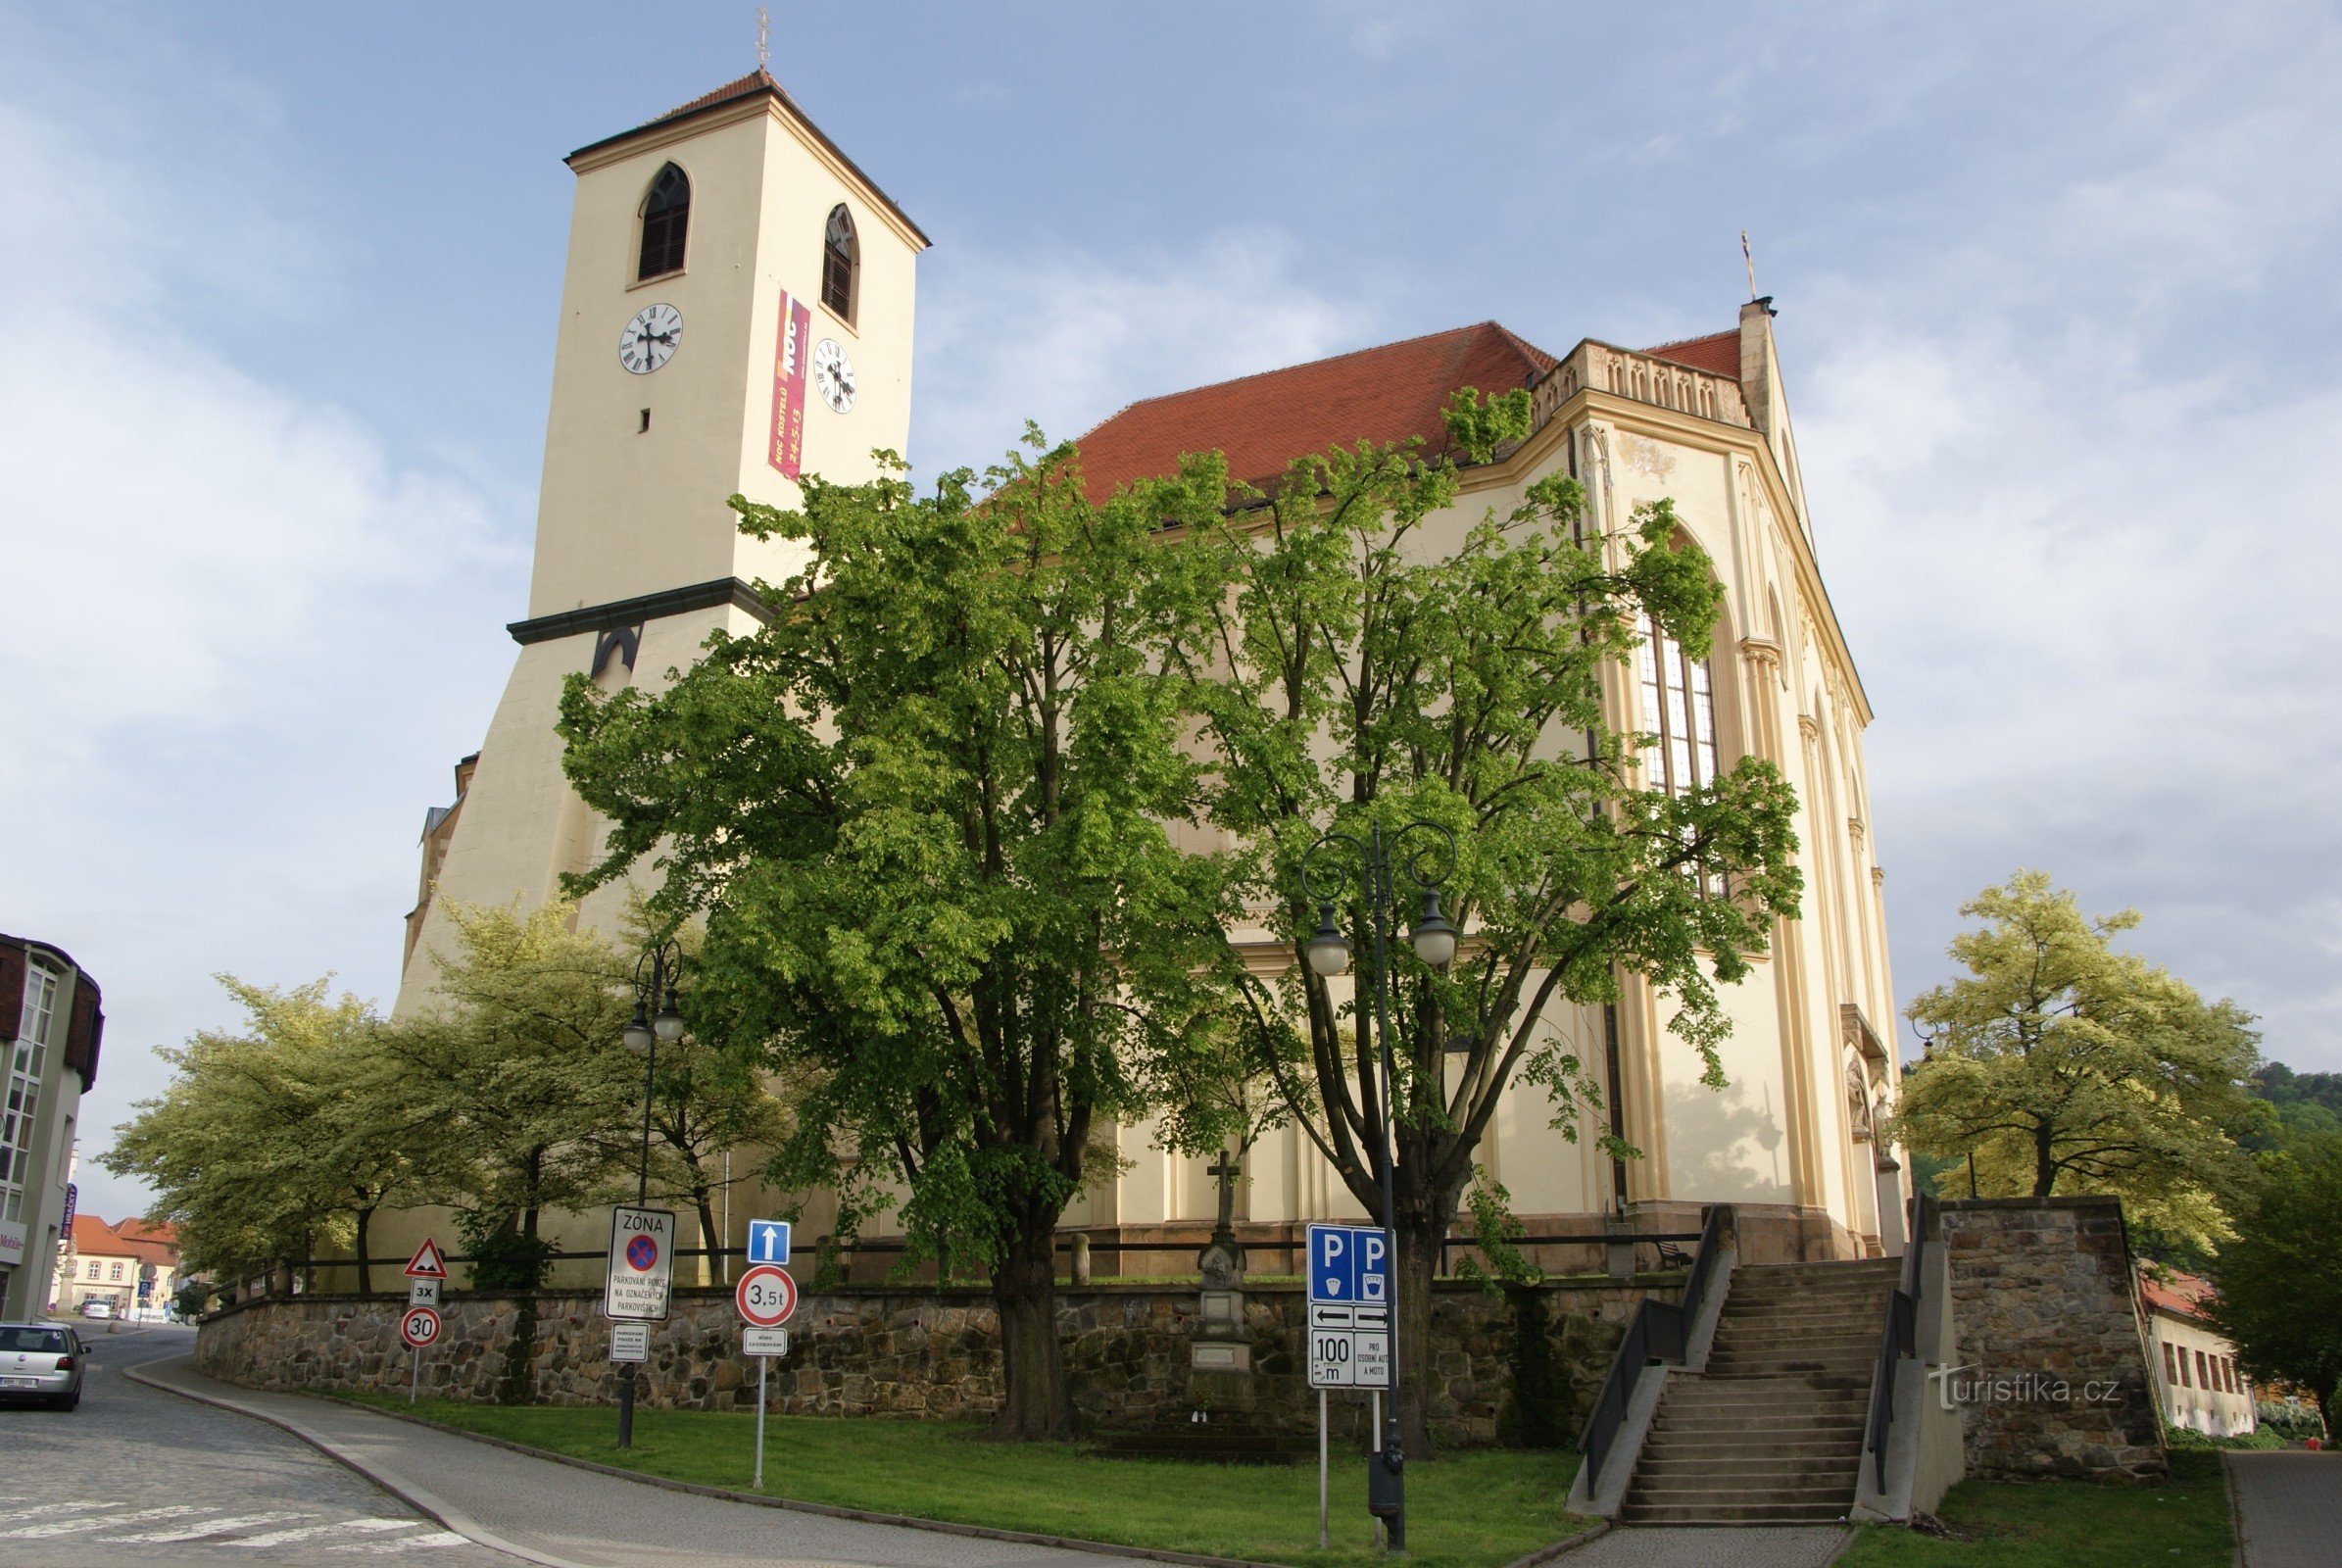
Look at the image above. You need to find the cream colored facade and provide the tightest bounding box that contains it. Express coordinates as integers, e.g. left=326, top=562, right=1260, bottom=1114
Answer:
left=374, top=76, right=1905, bottom=1286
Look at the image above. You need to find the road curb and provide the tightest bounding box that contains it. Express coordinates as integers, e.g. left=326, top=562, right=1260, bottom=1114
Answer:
left=1498, top=1519, right=1609, bottom=1566
left=122, top=1358, right=591, bottom=1568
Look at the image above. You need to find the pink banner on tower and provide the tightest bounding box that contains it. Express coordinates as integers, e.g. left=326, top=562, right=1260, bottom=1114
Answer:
left=767, top=289, right=811, bottom=479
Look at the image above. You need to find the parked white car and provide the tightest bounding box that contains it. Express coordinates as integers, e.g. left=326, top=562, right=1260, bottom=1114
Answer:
left=76, top=1299, right=113, bottom=1320
left=0, top=1323, right=88, bottom=1410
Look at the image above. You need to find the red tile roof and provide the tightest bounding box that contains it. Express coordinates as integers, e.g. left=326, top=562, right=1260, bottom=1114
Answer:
left=1070, top=322, right=1559, bottom=502
left=1644, top=328, right=1742, bottom=379
left=70, top=1214, right=179, bottom=1266
left=567, top=69, right=929, bottom=247
left=2140, top=1268, right=2215, bottom=1322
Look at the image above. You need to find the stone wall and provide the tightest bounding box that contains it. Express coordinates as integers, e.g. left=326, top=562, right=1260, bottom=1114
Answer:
left=1939, top=1197, right=2167, bottom=1480
left=194, top=1277, right=1661, bottom=1447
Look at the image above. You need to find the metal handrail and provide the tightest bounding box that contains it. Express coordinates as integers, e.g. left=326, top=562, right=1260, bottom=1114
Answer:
left=1577, top=1203, right=1729, bottom=1490
left=1865, top=1194, right=1939, bottom=1492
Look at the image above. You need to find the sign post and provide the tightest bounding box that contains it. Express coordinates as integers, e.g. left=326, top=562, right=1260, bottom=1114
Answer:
left=736, top=1235, right=797, bottom=1491
left=1307, top=1223, right=1393, bottom=1546
left=605, top=1205, right=676, bottom=1448
left=402, top=1239, right=449, bottom=1405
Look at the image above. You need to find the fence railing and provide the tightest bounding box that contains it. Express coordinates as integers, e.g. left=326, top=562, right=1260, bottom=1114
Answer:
left=1864, top=1194, right=1939, bottom=1492
left=1576, top=1203, right=1730, bottom=1492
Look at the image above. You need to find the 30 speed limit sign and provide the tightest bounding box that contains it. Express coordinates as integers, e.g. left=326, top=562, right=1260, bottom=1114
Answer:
left=400, top=1304, right=442, bottom=1348
left=735, top=1263, right=798, bottom=1328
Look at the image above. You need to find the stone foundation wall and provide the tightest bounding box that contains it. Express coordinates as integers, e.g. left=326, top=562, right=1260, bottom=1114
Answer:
left=193, top=1277, right=1662, bottom=1446
left=1939, top=1197, right=2167, bottom=1480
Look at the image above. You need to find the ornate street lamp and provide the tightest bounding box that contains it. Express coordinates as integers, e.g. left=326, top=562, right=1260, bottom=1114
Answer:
left=615, top=937, right=684, bottom=1450
left=1298, top=819, right=1456, bottom=1555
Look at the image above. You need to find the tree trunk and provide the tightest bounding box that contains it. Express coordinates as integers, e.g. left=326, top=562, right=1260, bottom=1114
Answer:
left=1394, top=1210, right=1446, bottom=1458
left=991, top=1219, right=1073, bottom=1441
left=355, top=1205, right=373, bottom=1296
left=2032, top=1121, right=2057, bottom=1198
left=696, top=1191, right=721, bottom=1287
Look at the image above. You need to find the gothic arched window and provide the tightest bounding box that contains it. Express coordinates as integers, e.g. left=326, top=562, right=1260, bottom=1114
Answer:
left=1635, top=610, right=1719, bottom=798
left=821, top=204, right=857, bottom=320
left=637, top=164, right=690, bottom=281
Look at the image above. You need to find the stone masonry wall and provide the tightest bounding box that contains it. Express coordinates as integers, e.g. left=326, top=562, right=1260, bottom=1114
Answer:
left=193, top=1278, right=1658, bottom=1447
left=1939, top=1197, right=2168, bottom=1480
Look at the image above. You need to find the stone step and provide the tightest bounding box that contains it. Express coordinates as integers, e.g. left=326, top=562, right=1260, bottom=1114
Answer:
left=1651, top=1420, right=1868, bottom=1444
left=1622, top=1500, right=1854, bottom=1525
left=1644, top=1438, right=1865, bottom=1463
left=1627, top=1479, right=1858, bottom=1504
left=1636, top=1458, right=1860, bottom=1486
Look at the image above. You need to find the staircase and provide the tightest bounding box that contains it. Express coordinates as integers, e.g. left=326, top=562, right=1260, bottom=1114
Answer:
left=1621, top=1257, right=1900, bottom=1525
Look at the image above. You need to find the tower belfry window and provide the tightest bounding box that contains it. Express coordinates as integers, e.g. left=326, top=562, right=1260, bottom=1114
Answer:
left=821, top=203, right=857, bottom=320
left=637, top=164, right=690, bottom=281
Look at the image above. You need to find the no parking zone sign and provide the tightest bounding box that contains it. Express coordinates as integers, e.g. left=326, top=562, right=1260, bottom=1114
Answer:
left=605, top=1205, right=677, bottom=1322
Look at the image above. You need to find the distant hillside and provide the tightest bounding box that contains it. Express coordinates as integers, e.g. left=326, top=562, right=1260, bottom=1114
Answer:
left=2252, top=1061, right=2342, bottom=1141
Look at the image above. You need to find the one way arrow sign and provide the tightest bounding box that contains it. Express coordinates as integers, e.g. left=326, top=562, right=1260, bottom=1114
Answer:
left=403, top=1238, right=449, bottom=1280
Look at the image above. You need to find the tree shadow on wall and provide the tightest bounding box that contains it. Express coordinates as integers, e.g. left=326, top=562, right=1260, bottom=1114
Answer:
left=1662, top=1077, right=1791, bottom=1202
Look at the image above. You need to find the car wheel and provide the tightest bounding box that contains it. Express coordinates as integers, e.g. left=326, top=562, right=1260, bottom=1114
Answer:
left=58, top=1392, right=80, bottom=1411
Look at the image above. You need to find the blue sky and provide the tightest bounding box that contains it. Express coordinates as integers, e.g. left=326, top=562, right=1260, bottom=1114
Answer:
left=7, top=3, right=2338, bottom=1224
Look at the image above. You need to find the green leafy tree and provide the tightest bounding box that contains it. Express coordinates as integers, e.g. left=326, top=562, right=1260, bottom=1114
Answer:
left=1183, top=392, right=1803, bottom=1452
left=1888, top=872, right=2262, bottom=1249
left=2204, top=1131, right=2342, bottom=1431
left=2248, top=1061, right=2342, bottom=1146
left=103, top=978, right=422, bottom=1291
left=385, top=901, right=640, bottom=1290
left=558, top=437, right=1240, bottom=1439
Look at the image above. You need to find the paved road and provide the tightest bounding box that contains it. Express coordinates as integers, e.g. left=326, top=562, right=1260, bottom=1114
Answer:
left=128, top=1346, right=1151, bottom=1568
left=2227, top=1451, right=2342, bottom=1568
left=0, top=1323, right=500, bottom=1566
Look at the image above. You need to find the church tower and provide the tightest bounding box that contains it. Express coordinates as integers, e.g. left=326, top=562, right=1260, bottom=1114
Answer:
left=397, top=72, right=927, bottom=1011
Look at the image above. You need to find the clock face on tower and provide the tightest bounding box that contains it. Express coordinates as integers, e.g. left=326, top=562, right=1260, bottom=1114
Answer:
left=618, top=303, right=683, bottom=374
left=811, top=338, right=855, bottom=414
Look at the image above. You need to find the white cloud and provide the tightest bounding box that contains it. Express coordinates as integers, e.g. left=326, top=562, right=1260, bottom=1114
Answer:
left=0, top=89, right=525, bottom=1223
left=909, top=227, right=1375, bottom=478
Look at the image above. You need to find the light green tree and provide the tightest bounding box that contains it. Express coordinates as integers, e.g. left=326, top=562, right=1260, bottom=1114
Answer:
left=1183, top=390, right=1803, bottom=1452
left=384, top=901, right=640, bottom=1290
left=1888, top=872, right=2261, bottom=1248
left=103, top=977, right=423, bottom=1294
left=558, top=436, right=1241, bottom=1438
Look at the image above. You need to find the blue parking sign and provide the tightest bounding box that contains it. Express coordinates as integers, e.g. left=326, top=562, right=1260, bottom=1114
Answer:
left=1307, top=1222, right=1390, bottom=1303
left=747, top=1219, right=792, bottom=1266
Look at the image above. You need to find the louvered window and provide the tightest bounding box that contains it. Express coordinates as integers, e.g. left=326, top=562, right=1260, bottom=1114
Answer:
left=821, top=204, right=856, bottom=319
left=637, top=164, right=690, bottom=281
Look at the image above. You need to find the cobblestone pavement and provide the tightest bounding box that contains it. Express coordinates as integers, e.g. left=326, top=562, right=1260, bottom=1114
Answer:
left=135, top=1350, right=1155, bottom=1568
left=1560, top=1525, right=1851, bottom=1567
left=2227, top=1451, right=2342, bottom=1568
left=0, top=1324, right=505, bottom=1567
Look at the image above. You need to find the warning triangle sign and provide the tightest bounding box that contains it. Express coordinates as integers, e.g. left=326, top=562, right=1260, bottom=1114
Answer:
left=403, top=1238, right=449, bottom=1279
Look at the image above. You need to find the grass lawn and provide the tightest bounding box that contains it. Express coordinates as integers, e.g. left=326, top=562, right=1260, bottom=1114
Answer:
left=335, top=1395, right=1586, bottom=1568
left=1836, top=1449, right=2234, bottom=1568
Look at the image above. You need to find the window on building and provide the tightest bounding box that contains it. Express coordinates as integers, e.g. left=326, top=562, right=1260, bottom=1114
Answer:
left=821, top=204, right=856, bottom=320
left=2163, top=1342, right=2178, bottom=1384
left=86, top=1260, right=100, bottom=1279
left=1635, top=611, right=1721, bottom=799
left=2, top=961, right=57, bottom=1227
left=2195, top=1348, right=2210, bottom=1389
left=109, top=1261, right=123, bottom=1280
left=636, top=164, right=690, bottom=281
left=2176, top=1345, right=2191, bottom=1387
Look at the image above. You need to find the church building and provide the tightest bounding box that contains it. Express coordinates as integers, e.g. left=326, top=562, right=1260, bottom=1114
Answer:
left=388, top=70, right=1905, bottom=1283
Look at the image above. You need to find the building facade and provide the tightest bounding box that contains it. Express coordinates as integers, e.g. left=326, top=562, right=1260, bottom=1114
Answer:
left=0, top=935, right=103, bottom=1318
left=2142, top=1270, right=2257, bottom=1438
left=374, top=72, right=1904, bottom=1285
left=56, top=1214, right=180, bottom=1320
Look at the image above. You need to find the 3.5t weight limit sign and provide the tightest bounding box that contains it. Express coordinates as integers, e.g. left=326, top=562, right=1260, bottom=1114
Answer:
left=1305, top=1223, right=1391, bottom=1390
left=735, top=1264, right=798, bottom=1329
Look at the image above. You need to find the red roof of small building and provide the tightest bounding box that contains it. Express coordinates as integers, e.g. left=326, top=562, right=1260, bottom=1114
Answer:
left=2140, top=1269, right=2216, bottom=1322
left=71, top=1214, right=179, bottom=1266
left=1070, top=322, right=1560, bottom=502
left=1645, top=328, right=1742, bottom=379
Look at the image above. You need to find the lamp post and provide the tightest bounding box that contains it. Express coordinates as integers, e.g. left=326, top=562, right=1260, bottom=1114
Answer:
left=615, top=938, right=685, bottom=1450
left=1300, top=820, right=1456, bottom=1557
